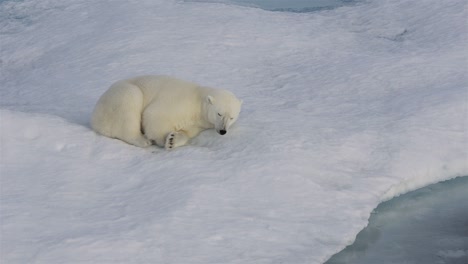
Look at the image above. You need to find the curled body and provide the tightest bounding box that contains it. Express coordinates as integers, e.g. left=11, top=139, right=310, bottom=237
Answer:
left=91, top=75, right=242, bottom=149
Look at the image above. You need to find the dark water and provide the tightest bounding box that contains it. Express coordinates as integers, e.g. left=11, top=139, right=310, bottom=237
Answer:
left=326, top=176, right=468, bottom=264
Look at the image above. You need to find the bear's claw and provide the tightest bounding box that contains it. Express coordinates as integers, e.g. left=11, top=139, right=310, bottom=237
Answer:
left=165, top=132, right=176, bottom=150
left=164, top=131, right=190, bottom=150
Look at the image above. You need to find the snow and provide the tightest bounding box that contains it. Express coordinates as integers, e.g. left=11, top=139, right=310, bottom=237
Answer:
left=1, top=0, right=467, bottom=263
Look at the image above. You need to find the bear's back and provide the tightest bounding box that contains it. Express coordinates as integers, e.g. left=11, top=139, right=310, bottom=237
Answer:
left=127, top=75, right=202, bottom=107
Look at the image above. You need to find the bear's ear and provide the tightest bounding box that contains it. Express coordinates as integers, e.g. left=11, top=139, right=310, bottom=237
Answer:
left=206, top=95, right=215, bottom=105
left=239, top=99, right=243, bottom=105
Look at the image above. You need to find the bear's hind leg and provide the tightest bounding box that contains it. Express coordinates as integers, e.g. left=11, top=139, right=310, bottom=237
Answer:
left=93, top=81, right=152, bottom=148
left=165, top=131, right=190, bottom=150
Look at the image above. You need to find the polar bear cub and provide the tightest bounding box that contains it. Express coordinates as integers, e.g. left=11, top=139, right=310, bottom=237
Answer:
left=91, top=75, right=242, bottom=149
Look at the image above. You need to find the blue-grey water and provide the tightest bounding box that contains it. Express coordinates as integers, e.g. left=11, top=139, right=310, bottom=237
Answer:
left=186, top=0, right=357, bottom=12
left=326, top=176, right=468, bottom=264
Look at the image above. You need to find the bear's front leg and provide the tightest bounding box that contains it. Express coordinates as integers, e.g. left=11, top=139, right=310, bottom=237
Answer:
left=165, top=131, right=190, bottom=150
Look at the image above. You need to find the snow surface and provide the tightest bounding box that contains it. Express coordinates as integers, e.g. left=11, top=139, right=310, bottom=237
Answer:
left=1, top=0, right=467, bottom=263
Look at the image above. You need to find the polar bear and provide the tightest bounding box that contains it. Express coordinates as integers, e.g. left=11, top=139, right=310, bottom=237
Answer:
left=91, top=75, right=242, bottom=149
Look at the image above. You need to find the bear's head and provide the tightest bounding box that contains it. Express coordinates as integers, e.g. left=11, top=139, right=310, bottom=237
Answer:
left=205, top=90, right=242, bottom=136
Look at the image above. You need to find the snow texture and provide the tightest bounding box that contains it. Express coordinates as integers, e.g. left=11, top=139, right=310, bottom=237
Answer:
left=1, top=0, right=467, bottom=263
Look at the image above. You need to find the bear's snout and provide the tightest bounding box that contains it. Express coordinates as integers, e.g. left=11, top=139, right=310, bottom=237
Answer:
left=219, top=129, right=226, bottom=135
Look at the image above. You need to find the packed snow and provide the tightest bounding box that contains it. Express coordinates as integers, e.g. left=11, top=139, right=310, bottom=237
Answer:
left=1, top=0, right=467, bottom=263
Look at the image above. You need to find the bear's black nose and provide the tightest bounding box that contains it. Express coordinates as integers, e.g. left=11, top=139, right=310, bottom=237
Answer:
left=219, top=130, right=226, bottom=135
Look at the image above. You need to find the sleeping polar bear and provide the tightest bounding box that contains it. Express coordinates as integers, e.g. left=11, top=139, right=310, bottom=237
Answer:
left=91, top=75, right=242, bottom=150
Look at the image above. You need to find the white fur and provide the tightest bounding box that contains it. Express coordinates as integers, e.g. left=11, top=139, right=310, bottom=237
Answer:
left=91, top=75, right=242, bottom=149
